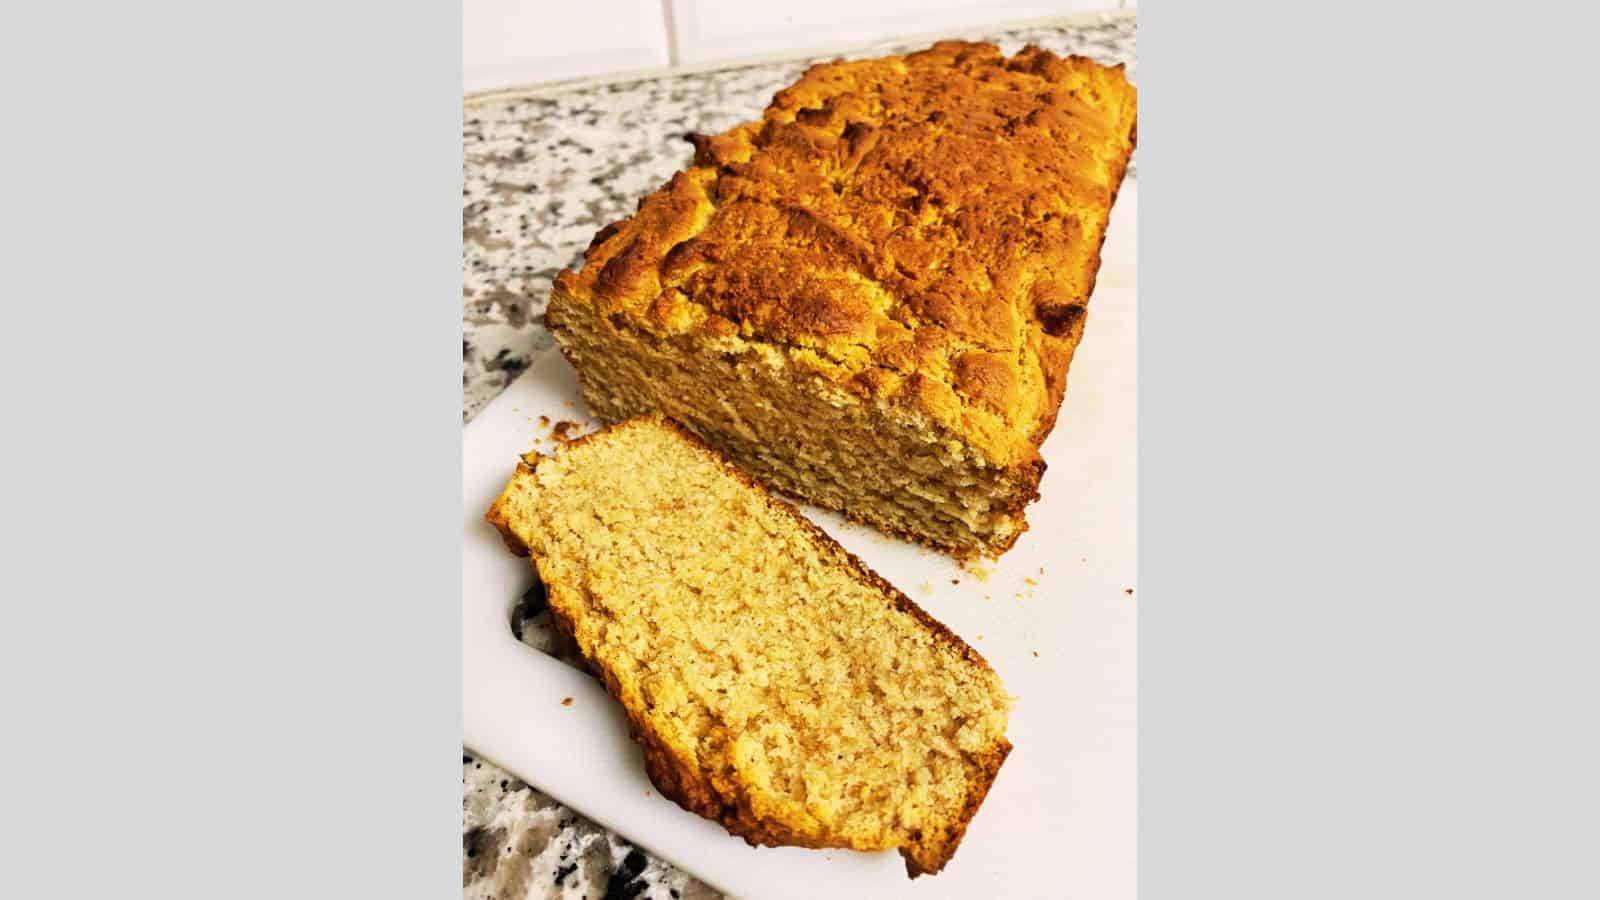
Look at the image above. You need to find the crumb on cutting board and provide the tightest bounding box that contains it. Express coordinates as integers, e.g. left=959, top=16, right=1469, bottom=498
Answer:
left=560, top=697, right=573, bottom=707
left=961, top=559, right=993, bottom=582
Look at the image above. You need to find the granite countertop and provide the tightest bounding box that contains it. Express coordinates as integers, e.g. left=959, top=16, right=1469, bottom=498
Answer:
left=462, top=13, right=1135, bottom=898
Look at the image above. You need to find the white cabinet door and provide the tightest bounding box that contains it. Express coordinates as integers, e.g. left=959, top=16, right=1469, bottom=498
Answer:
left=667, top=0, right=1108, bottom=66
left=465, top=0, right=671, bottom=93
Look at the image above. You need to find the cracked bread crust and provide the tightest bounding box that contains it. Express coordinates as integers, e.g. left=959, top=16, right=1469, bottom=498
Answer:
left=485, top=416, right=1012, bottom=876
left=550, top=40, right=1136, bottom=470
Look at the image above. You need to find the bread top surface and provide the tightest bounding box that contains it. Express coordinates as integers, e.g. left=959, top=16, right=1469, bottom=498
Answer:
left=486, top=416, right=1011, bottom=872
left=553, top=41, right=1136, bottom=466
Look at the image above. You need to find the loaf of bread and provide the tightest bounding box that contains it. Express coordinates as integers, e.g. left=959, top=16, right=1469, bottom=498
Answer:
left=545, top=41, right=1137, bottom=557
left=485, top=416, right=1012, bottom=876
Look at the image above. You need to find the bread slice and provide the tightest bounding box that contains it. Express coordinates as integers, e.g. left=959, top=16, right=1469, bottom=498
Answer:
left=545, top=41, right=1137, bottom=558
left=485, top=416, right=1012, bottom=876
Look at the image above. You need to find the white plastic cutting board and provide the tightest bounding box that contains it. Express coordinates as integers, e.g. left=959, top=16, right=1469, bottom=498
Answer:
left=464, top=185, right=1135, bottom=899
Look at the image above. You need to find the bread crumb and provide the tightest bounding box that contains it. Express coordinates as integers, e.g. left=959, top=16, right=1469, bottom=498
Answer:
left=1023, top=577, right=1038, bottom=586
left=1125, top=588, right=1135, bottom=595
left=551, top=420, right=584, bottom=444
left=560, top=697, right=573, bottom=707
left=916, top=581, right=934, bottom=594
left=951, top=579, right=960, bottom=586
left=538, top=415, right=550, bottom=427
left=1032, top=651, right=1039, bottom=657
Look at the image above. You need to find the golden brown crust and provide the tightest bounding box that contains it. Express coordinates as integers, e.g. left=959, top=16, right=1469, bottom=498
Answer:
left=552, top=41, right=1136, bottom=471
left=484, top=415, right=1012, bottom=875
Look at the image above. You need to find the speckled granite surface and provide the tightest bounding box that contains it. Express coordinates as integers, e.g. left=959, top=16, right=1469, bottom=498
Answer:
left=463, top=13, right=1135, bottom=898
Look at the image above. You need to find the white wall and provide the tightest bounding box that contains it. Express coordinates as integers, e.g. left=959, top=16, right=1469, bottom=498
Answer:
left=465, top=0, right=1130, bottom=93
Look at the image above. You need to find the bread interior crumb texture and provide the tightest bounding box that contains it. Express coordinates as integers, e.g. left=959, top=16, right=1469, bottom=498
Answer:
left=487, top=418, right=1011, bottom=874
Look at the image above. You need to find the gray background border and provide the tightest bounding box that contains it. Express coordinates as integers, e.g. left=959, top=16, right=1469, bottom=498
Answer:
left=2, top=1, right=463, bottom=897
left=1142, top=3, right=1597, bottom=897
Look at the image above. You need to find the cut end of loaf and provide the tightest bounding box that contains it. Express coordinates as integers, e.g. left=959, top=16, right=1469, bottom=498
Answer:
left=549, top=289, right=1045, bottom=559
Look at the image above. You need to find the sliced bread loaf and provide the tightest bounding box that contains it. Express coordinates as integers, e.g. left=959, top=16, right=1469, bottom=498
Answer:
left=546, top=42, right=1138, bottom=557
